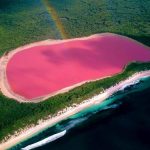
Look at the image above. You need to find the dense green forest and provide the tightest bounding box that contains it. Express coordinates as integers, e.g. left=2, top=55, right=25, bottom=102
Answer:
left=0, top=0, right=150, bottom=143
left=0, top=0, right=150, bottom=56
left=0, top=62, right=150, bottom=142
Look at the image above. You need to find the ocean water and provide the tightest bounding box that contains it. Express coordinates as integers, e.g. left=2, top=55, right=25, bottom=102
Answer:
left=10, top=77, right=150, bottom=150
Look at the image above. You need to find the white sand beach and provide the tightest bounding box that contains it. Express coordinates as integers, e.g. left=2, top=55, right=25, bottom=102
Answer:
left=0, top=70, right=150, bottom=150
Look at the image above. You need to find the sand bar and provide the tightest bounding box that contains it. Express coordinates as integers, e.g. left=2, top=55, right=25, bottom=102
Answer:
left=0, top=70, right=150, bottom=150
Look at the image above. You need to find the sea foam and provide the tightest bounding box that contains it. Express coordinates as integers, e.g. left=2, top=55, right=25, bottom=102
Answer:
left=21, top=130, right=66, bottom=150
left=119, top=79, right=140, bottom=91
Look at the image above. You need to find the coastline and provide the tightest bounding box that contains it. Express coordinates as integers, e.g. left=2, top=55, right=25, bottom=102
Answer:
left=0, top=70, right=150, bottom=150
left=0, top=33, right=150, bottom=103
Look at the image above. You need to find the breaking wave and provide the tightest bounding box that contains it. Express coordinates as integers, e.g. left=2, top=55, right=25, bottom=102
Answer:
left=21, top=130, right=66, bottom=150
left=119, top=79, right=140, bottom=91
left=102, top=103, right=121, bottom=110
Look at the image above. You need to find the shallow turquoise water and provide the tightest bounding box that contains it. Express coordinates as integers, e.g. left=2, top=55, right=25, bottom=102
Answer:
left=9, top=77, right=150, bottom=150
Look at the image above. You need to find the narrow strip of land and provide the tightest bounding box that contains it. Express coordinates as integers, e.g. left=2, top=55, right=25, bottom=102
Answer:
left=0, top=70, right=150, bottom=150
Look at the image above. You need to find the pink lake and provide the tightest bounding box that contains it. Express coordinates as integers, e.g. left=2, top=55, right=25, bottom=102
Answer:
left=6, top=34, right=150, bottom=100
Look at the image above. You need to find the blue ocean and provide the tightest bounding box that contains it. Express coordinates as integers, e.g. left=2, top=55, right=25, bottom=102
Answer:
left=10, top=77, right=150, bottom=150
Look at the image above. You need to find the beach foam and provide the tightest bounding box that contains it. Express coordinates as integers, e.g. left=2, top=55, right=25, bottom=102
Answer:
left=1, top=71, right=150, bottom=150
left=21, top=130, right=66, bottom=150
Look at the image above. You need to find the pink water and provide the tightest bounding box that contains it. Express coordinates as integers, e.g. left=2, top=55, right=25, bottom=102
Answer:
left=6, top=34, right=150, bottom=100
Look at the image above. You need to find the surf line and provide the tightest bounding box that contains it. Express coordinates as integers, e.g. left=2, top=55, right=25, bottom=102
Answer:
left=42, top=0, right=67, bottom=39
left=21, top=130, right=67, bottom=150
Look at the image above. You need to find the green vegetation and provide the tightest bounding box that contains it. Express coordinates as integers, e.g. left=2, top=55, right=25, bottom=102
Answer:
left=50, top=0, right=150, bottom=45
left=0, top=62, right=150, bottom=142
left=0, top=0, right=149, bottom=143
left=0, top=0, right=150, bottom=56
left=0, top=0, right=63, bottom=55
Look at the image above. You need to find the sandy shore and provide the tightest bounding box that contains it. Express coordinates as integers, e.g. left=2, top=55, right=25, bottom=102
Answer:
left=0, top=33, right=114, bottom=103
left=0, top=70, right=150, bottom=150
left=0, top=34, right=107, bottom=102
left=0, top=33, right=150, bottom=102
left=0, top=51, right=112, bottom=103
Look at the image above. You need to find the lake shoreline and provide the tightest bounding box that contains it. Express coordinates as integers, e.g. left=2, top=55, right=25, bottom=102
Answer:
left=0, top=70, right=150, bottom=150
left=0, top=33, right=150, bottom=102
